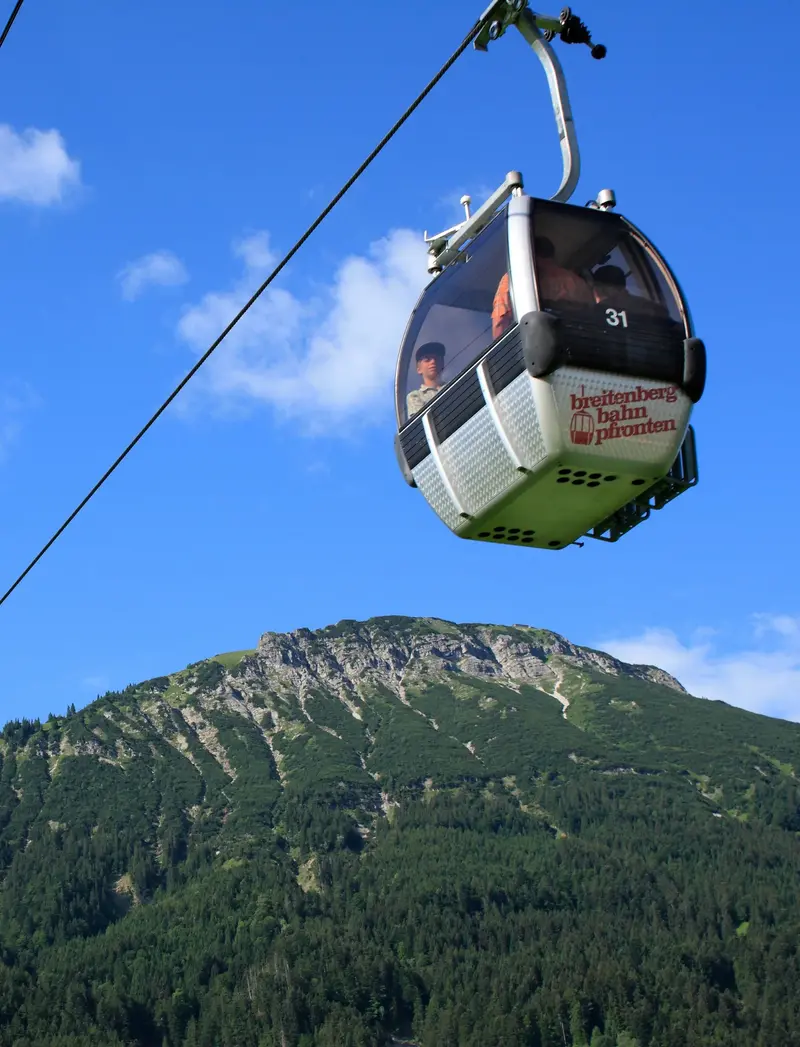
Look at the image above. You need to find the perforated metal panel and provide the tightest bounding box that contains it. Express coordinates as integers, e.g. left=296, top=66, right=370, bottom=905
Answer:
left=495, top=372, right=548, bottom=470
left=550, top=367, right=691, bottom=469
left=438, top=405, right=519, bottom=516
left=413, top=455, right=461, bottom=531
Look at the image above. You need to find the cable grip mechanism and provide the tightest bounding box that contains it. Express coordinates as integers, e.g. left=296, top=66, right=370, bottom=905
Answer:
left=475, top=2, right=606, bottom=60
left=543, top=6, right=606, bottom=59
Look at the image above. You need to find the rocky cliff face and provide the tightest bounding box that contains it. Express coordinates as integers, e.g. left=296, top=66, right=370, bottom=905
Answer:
left=139, top=617, right=686, bottom=785
left=37, top=617, right=687, bottom=786
left=237, top=616, right=684, bottom=706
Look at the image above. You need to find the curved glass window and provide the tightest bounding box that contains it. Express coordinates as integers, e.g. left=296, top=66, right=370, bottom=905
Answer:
left=529, top=200, right=688, bottom=384
left=396, top=209, right=509, bottom=427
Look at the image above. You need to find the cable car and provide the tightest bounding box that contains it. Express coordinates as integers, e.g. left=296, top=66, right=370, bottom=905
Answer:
left=393, top=2, right=705, bottom=550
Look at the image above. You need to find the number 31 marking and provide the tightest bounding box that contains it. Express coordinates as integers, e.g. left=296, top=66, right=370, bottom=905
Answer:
left=605, top=307, right=628, bottom=328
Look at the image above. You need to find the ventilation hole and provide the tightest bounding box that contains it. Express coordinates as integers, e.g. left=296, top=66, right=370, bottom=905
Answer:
left=478, top=531, right=491, bottom=537
left=522, top=529, right=535, bottom=536
left=558, top=467, right=571, bottom=475
left=507, top=535, right=519, bottom=542
left=493, top=525, right=506, bottom=532
left=573, top=470, right=587, bottom=478
left=589, top=472, right=601, bottom=480
left=571, top=479, right=585, bottom=486
left=508, top=528, right=521, bottom=534
left=587, top=481, right=600, bottom=488
left=604, top=475, right=617, bottom=482
left=632, top=479, right=646, bottom=486
left=548, top=540, right=561, bottom=547
left=521, top=537, right=533, bottom=544
left=556, top=477, right=570, bottom=484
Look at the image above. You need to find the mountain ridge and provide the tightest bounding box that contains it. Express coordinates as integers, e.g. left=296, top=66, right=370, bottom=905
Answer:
left=247, top=615, right=686, bottom=699
left=0, top=615, right=798, bottom=1047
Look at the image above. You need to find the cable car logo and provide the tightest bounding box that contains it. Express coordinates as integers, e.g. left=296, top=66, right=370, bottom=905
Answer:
left=569, top=410, right=595, bottom=445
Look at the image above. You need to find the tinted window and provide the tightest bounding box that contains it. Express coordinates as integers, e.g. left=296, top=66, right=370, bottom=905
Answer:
left=530, top=200, right=688, bottom=383
left=531, top=201, right=684, bottom=323
left=397, top=210, right=508, bottom=426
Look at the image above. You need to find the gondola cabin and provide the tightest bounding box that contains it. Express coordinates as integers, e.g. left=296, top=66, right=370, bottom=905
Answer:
left=394, top=177, right=705, bottom=549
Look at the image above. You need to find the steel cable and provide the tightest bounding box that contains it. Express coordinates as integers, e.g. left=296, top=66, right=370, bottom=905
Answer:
left=0, top=0, right=25, bottom=51
left=0, top=11, right=492, bottom=607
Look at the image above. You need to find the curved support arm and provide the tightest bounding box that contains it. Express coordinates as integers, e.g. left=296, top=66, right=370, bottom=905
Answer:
left=514, top=8, right=580, bottom=203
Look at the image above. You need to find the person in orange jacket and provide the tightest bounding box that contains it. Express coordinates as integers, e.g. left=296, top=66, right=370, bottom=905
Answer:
left=491, top=236, right=593, bottom=339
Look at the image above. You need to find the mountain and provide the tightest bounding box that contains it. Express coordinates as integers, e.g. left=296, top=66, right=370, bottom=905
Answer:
left=0, top=616, right=798, bottom=1047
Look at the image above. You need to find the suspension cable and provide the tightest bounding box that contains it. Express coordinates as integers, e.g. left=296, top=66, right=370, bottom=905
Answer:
left=0, top=12, right=490, bottom=608
left=0, top=0, right=25, bottom=51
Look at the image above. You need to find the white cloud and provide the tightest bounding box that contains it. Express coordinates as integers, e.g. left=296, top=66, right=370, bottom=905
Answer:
left=118, top=250, right=189, bottom=301
left=175, top=227, right=428, bottom=426
left=233, top=231, right=276, bottom=271
left=0, top=124, right=81, bottom=205
left=597, top=615, right=800, bottom=722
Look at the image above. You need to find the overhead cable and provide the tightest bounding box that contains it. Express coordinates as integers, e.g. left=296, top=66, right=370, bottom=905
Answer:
left=0, top=0, right=25, bottom=51
left=0, top=10, right=491, bottom=608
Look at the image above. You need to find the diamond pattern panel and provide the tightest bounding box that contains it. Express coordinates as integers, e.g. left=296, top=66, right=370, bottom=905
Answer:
left=438, top=406, right=518, bottom=516
left=413, top=455, right=461, bottom=531
left=495, top=372, right=548, bottom=469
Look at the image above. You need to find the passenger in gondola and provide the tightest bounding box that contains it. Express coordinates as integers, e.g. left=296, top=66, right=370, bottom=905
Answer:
left=406, top=342, right=446, bottom=418
left=591, top=264, right=670, bottom=319
left=491, top=236, right=593, bottom=339
left=534, top=236, right=595, bottom=306
left=491, top=274, right=513, bottom=339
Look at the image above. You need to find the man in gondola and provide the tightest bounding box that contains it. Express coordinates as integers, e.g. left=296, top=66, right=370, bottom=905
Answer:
left=406, top=342, right=446, bottom=418
left=591, top=264, right=670, bottom=319
left=491, top=236, right=593, bottom=339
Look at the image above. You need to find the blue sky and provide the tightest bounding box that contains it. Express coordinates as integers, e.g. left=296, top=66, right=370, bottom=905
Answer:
left=1, top=0, right=799, bottom=724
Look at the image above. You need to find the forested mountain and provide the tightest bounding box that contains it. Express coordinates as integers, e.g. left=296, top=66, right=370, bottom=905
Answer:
left=0, top=616, right=799, bottom=1047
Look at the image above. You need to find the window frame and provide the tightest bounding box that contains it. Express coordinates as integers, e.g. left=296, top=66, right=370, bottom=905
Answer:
left=395, top=207, right=511, bottom=429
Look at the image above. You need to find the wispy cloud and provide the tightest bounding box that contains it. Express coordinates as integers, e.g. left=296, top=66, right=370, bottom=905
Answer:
left=81, top=675, right=109, bottom=693
left=434, top=183, right=495, bottom=225
left=233, top=231, right=274, bottom=271
left=118, top=250, right=189, bottom=301
left=0, top=383, right=40, bottom=463
left=597, top=615, right=800, bottom=722
left=175, top=228, right=427, bottom=427
left=0, top=124, right=81, bottom=206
